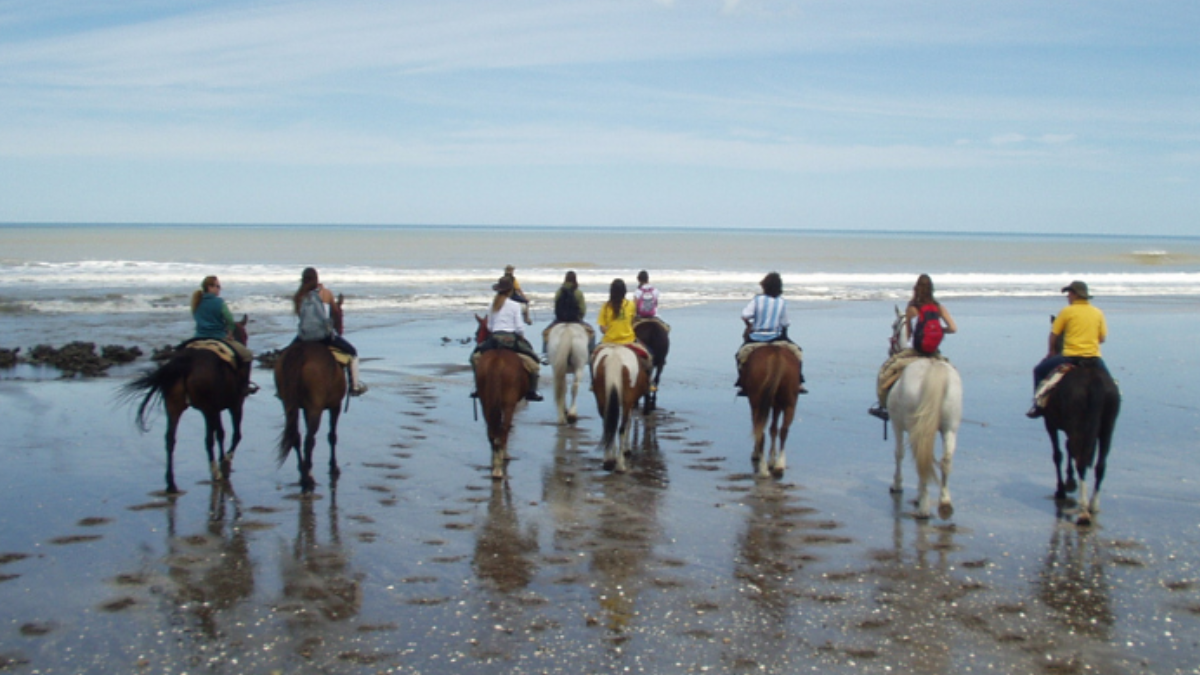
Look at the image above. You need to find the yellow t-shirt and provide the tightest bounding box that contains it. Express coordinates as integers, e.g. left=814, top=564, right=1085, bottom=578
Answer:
left=599, top=299, right=636, bottom=344
left=1052, top=300, right=1106, bottom=358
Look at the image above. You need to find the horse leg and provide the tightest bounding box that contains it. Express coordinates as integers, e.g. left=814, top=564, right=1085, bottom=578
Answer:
left=300, top=408, right=322, bottom=492
left=1047, top=426, right=1070, bottom=500
left=1075, top=462, right=1093, bottom=527
left=615, top=405, right=632, bottom=474
left=163, top=409, right=182, bottom=494
left=327, top=408, right=341, bottom=477
left=202, top=410, right=224, bottom=483
left=890, top=425, right=905, bottom=494
left=223, top=403, right=243, bottom=477
left=937, top=429, right=957, bottom=520
left=567, top=368, right=580, bottom=424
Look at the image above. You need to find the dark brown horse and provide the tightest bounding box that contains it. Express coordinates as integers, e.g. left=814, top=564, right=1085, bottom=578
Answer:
left=741, top=344, right=800, bottom=478
left=1041, top=360, right=1120, bottom=526
left=124, top=317, right=250, bottom=494
left=275, top=341, right=347, bottom=492
left=633, top=319, right=669, bottom=413
left=474, top=315, right=530, bottom=480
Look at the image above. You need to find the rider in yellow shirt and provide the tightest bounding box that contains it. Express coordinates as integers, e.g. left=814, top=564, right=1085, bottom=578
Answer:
left=598, top=279, right=637, bottom=344
left=1027, top=280, right=1109, bottom=418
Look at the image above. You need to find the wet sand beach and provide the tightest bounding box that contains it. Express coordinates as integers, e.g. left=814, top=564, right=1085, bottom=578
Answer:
left=1, top=297, right=1199, bottom=674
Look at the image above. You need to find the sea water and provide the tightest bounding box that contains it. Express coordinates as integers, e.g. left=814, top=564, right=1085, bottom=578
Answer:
left=2, top=223, right=1199, bottom=350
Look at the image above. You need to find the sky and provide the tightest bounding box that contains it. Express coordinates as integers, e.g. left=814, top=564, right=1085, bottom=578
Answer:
left=0, top=0, right=1197, bottom=235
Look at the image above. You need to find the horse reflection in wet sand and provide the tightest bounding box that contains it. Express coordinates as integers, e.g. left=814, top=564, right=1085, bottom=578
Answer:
left=885, top=309, right=962, bottom=519
left=123, top=317, right=251, bottom=493
left=741, top=344, right=800, bottom=479
left=275, top=341, right=347, bottom=493
left=590, top=344, right=649, bottom=473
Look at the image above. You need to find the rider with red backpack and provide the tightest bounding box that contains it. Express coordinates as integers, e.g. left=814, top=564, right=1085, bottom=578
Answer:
left=869, top=274, right=957, bottom=420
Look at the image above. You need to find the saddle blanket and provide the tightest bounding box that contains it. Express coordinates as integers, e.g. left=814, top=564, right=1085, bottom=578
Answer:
left=328, top=347, right=353, bottom=366
left=632, top=317, right=671, bottom=333
left=1034, top=364, right=1075, bottom=408
left=736, top=340, right=803, bottom=367
left=186, top=340, right=237, bottom=367
left=470, top=348, right=540, bottom=375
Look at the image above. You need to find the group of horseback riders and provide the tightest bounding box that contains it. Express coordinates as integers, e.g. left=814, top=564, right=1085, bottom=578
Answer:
left=473, top=266, right=670, bottom=402
left=190, top=263, right=1108, bottom=418
left=187, top=267, right=369, bottom=399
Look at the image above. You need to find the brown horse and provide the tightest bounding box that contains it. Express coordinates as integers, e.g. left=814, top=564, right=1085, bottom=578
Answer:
left=474, top=315, right=530, bottom=480
left=275, top=341, right=347, bottom=493
left=633, top=319, right=669, bottom=413
left=124, top=317, right=251, bottom=494
left=590, top=343, right=650, bottom=473
left=741, top=344, right=800, bottom=478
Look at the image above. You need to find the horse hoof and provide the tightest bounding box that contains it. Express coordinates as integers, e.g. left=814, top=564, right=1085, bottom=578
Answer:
left=602, top=459, right=616, bottom=472
left=770, top=467, right=785, bottom=479
left=889, top=485, right=903, bottom=494
left=914, top=511, right=932, bottom=520
left=1076, top=514, right=1093, bottom=527
left=938, top=503, right=954, bottom=520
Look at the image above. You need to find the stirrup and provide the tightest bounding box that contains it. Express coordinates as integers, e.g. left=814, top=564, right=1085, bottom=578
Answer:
left=868, top=405, right=889, bottom=421
left=351, top=382, right=368, bottom=396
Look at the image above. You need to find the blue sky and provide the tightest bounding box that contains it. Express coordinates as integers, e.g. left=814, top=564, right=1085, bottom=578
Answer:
left=1, top=0, right=1196, bottom=234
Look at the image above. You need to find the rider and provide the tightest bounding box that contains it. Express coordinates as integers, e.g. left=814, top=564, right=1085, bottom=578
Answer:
left=541, top=270, right=595, bottom=354
left=597, top=278, right=653, bottom=373
left=633, top=269, right=670, bottom=332
left=292, top=267, right=368, bottom=396
left=191, top=275, right=256, bottom=396
left=869, top=274, right=957, bottom=420
left=479, top=276, right=543, bottom=401
left=736, top=271, right=806, bottom=396
left=501, top=264, right=532, bottom=325
left=1026, top=280, right=1108, bottom=418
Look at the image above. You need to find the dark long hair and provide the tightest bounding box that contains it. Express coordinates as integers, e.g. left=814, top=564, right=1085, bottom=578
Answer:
left=607, top=278, right=627, bottom=318
left=563, top=271, right=577, bottom=290
left=910, top=274, right=937, bottom=308
left=293, top=267, right=319, bottom=314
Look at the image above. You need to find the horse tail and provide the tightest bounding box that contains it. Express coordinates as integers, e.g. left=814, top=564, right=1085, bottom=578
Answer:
left=597, top=352, right=623, bottom=449
left=751, top=353, right=785, bottom=438
left=275, top=346, right=308, bottom=466
left=910, top=361, right=949, bottom=488
left=121, top=354, right=192, bottom=431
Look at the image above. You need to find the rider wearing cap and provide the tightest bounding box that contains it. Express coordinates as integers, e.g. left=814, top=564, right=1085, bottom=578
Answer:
left=1026, top=280, right=1108, bottom=418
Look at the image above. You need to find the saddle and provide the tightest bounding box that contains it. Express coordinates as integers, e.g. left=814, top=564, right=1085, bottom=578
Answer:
left=1034, top=364, right=1075, bottom=408
left=736, top=340, right=803, bottom=368
left=327, top=347, right=353, bottom=367
left=184, top=339, right=238, bottom=368
left=472, top=334, right=540, bottom=374
left=632, top=316, right=671, bottom=333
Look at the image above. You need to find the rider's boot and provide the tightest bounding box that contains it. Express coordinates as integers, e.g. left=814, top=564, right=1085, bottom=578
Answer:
left=349, top=357, right=368, bottom=396
left=1025, top=402, right=1043, bottom=419
left=868, top=404, right=889, bottom=421
left=525, top=371, right=543, bottom=402
left=238, top=363, right=258, bottom=397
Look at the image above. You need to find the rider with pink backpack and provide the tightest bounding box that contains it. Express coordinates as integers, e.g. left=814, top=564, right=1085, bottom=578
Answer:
left=869, top=274, right=957, bottom=421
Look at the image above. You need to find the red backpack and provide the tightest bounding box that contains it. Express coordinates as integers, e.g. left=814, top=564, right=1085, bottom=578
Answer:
left=912, top=303, right=944, bottom=355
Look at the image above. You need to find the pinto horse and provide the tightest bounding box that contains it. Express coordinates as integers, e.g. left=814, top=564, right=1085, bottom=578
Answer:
left=474, top=315, right=530, bottom=480
left=1040, top=360, right=1120, bottom=526
left=633, top=319, right=669, bottom=413
left=741, top=344, right=800, bottom=478
left=124, top=317, right=251, bottom=494
left=591, top=343, right=650, bottom=473
left=885, top=307, right=963, bottom=519
left=546, top=322, right=589, bottom=425
left=275, top=341, right=347, bottom=492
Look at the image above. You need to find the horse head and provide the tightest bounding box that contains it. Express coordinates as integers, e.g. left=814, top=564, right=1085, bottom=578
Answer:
left=475, top=314, right=491, bottom=345
left=234, top=314, right=250, bottom=346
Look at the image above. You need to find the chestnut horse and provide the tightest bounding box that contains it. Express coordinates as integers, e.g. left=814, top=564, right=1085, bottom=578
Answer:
left=474, top=315, right=531, bottom=480
left=741, top=344, right=800, bottom=478
left=275, top=341, right=347, bottom=493
left=590, top=343, right=649, bottom=473
left=124, top=317, right=250, bottom=494
left=633, top=319, right=670, bottom=413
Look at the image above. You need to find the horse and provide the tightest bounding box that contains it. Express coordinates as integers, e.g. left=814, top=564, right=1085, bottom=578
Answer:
left=740, top=344, right=800, bottom=478
left=546, top=322, right=589, bottom=425
left=274, top=340, right=347, bottom=493
left=633, top=319, right=670, bottom=413
left=884, top=307, right=963, bottom=519
left=474, top=315, right=531, bottom=480
left=123, top=316, right=251, bottom=494
left=591, top=343, right=650, bottom=473
left=1040, top=360, right=1120, bottom=526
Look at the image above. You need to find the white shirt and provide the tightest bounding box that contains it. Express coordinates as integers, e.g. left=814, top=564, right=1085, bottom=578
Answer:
left=488, top=297, right=525, bottom=336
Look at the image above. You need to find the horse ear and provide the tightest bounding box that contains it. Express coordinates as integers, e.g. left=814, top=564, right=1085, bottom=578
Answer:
left=337, top=293, right=344, bottom=308
left=238, top=314, right=248, bottom=326
left=894, top=305, right=901, bottom=317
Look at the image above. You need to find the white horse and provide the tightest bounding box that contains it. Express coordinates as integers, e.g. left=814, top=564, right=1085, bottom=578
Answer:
left=885, top=307, right=963, bottom=519
left=546, top=322, right=590, bottom=425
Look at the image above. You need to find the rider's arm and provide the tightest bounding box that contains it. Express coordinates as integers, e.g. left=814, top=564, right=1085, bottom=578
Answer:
left=939, top=305, right=958, bottom=334
left=320, top=287, right=344, bottom=333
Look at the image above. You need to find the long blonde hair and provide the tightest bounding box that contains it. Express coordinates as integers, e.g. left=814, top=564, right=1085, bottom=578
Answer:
left=190, top=276, right=219, bottom=314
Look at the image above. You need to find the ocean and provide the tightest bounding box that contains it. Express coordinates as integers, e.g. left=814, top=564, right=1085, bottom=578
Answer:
left=3, top=225, right=1199, bottom=325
